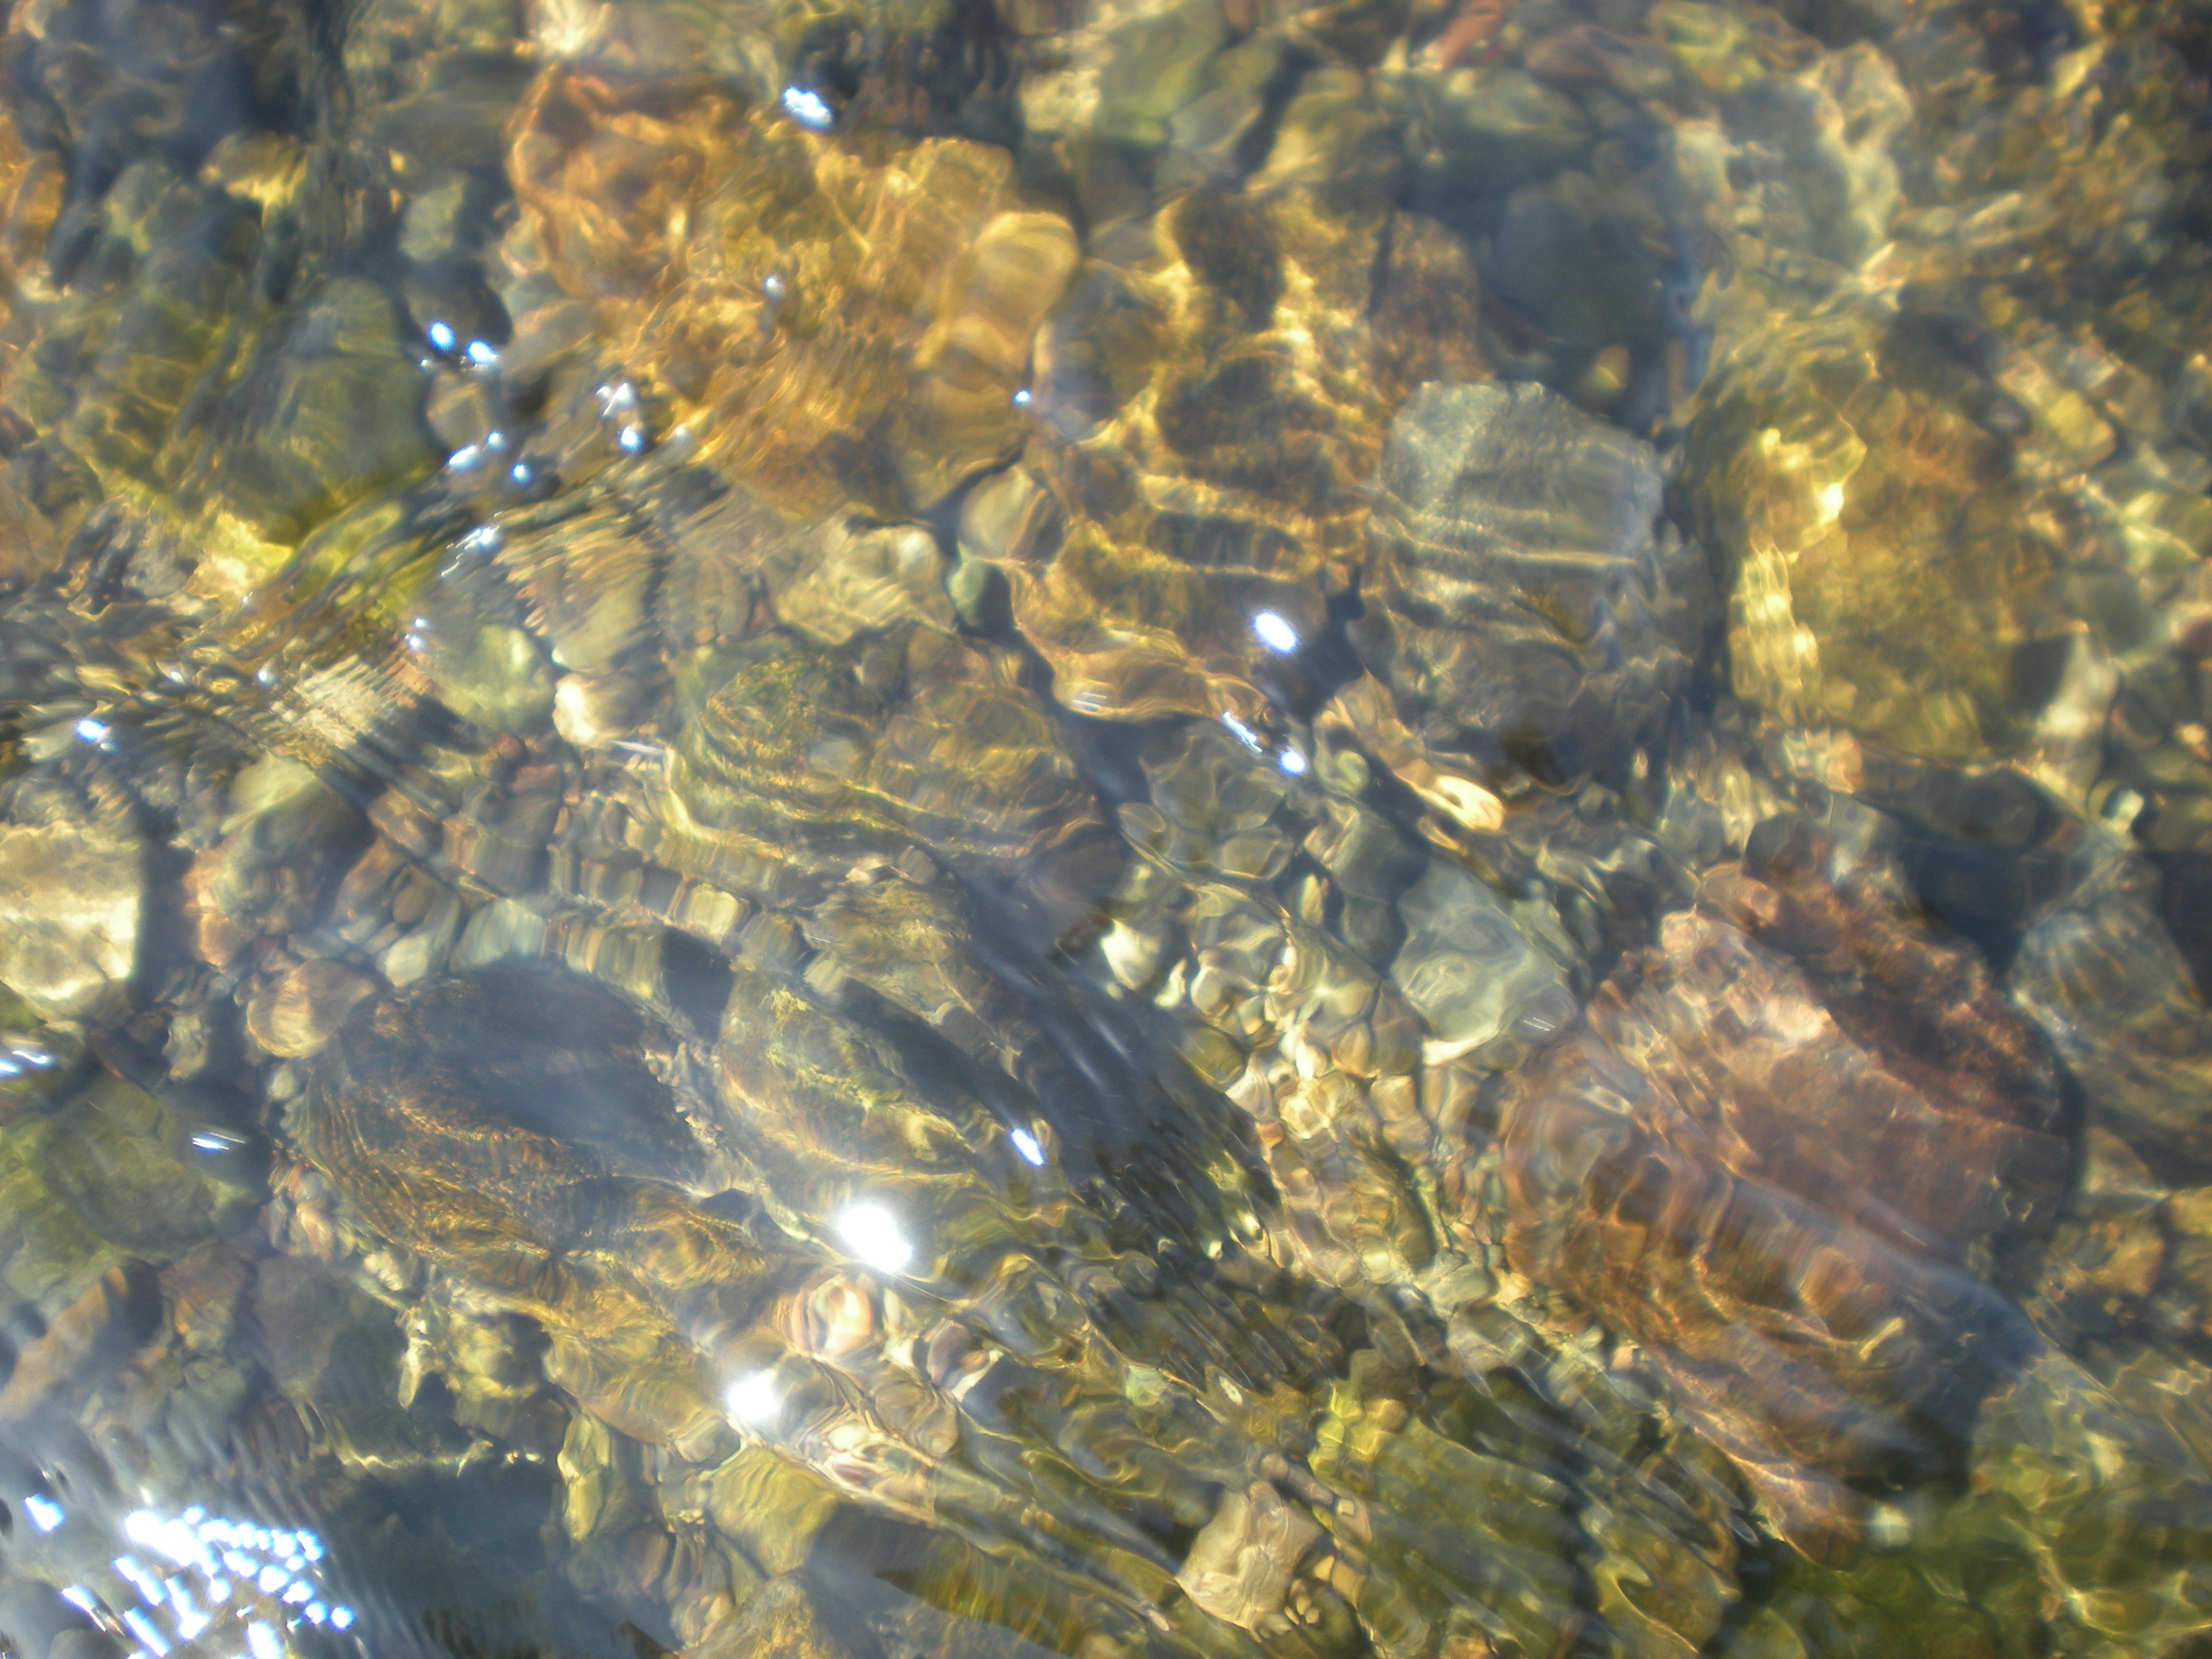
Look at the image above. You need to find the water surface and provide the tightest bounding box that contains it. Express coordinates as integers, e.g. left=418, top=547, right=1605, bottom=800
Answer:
left=2, top=0, right=2211, bottom=1654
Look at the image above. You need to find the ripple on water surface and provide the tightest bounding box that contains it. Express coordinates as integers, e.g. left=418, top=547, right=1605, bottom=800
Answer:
left=3, top=0, right=2212, bottom=1655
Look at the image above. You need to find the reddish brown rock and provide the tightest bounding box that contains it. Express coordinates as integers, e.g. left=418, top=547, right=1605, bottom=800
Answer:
left=1497, top=817, right=2069, bottom=1557
left=1654, top=818, right=2071, bottom=1264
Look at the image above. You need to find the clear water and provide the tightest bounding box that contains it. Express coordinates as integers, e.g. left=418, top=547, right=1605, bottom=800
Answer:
left=2, top=0, right=2211, bottom=1655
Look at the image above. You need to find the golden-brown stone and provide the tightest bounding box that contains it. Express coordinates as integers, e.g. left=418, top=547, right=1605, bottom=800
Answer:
left=995, top=180, right=1485, bottom=724
left=663, top=625, right=1113, bottom=922
left=1683, top=299, right=2062, bottom=765
left=505, top=66, right=1069, bottom=518
left=0, top=814, right=142, bottom=1021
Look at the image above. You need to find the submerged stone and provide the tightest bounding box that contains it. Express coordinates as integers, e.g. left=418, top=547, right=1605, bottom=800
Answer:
left=185, top=756, right=366, bottom=967
left=1392, top=861, right=1576, bottom=1064
left=245, top=960, right=378, bottom=1058
left=1002, top=180, right=1486, bottom=726
left=665, top=627, right=1114, bottom=929
left=1354, top=381, right=1711, bottom=783
left=770, top=519, right=955, bottom=646
left=0, top=791, right=142, bottom=1022
left=1497, top=817, right=2068, bottom=1555
left=1682, top=299, right=2064, bottom=766
left=503, top=66, right=1056, bottom=518
left=418, top=618, right=559, bottom=736
left=297, top=967, right=783, bottom=1455
left=2010, top=830, right=2212, bottom=1180
left=715, top=1575, right=865, bottom=1659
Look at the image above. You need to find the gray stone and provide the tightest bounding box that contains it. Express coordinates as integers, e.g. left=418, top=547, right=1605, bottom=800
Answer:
left=1353, top=381, right=1711, bottom=782
left=1393, top=862, right=1576, bottom=1063
left=772, top=520, right=954, bottom=646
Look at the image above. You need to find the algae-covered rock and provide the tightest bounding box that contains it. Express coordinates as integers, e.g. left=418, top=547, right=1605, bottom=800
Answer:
left=1682, top=299, right=2063, bottom=765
